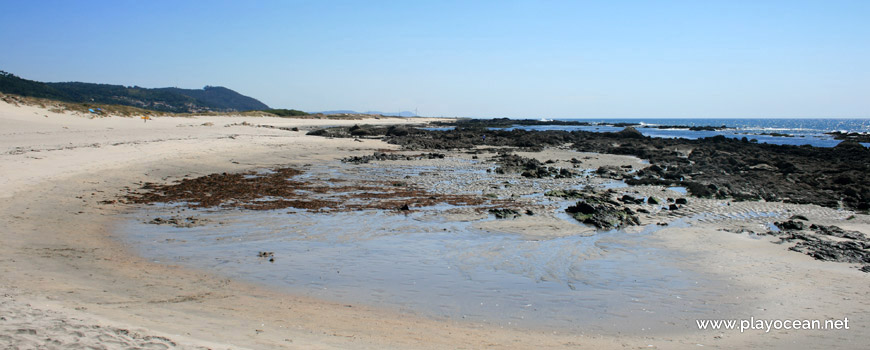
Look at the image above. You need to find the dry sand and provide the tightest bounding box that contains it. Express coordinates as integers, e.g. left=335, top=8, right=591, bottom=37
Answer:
left=1, top=100, right=868, bottom=349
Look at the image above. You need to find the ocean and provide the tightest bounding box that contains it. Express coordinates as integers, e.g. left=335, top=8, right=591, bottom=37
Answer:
left=434, top=118, right=870, bottom=148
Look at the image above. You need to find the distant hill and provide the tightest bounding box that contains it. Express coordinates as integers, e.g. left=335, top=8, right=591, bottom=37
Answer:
left=319, top=110, right=417, bottom=117
left=0, top=70, right=269, bottom=113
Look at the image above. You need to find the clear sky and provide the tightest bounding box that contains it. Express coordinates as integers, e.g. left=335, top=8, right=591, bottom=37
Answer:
left=2, top=0, right=868, bottom=118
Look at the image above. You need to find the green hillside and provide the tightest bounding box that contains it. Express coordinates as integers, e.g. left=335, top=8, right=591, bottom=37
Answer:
left=0, top=70, right=269, bottom=113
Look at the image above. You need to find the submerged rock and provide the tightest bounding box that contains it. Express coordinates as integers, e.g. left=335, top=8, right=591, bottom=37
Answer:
left=147, top=216, right=209, bottom=228
left=544, top=189, right=585, bottom=198
left=257, top=251, right=275, bottom=263
left=342, top=152, right=445, bottom=164
left=489, top=208, right=520, bottom=219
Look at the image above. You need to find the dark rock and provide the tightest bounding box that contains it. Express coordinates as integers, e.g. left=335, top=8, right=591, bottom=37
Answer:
left=620, top=194, right=643, bottom=204
left=668, top=204, right=679, bottom=210
left=567, top=201, right=595, bottom=215
left=565, top=192, right=639, bottom=230
left=684, top=182, right=717, bottom=198
left=595, top=165, right=624, bottom=179
left=775, top=220, right=805, bottom=231
left=654, top=125, right=728, bottom=131
left=789, top=215, right=809, bottom=221
left=147, top=216, right=209, bottom=228
left=614, top=126, right=644, bottom=139
left=810, top=224, right=867, bottom=241
left=308, top=118, right=870, bottom=211
left=675, top=198, right=688, bottom=205
left=828, top=132, right=870, bottom=143
left=399, top=204, right=411, bottom=211
left=789, top=237, right=870, bottom=264
left=306, top=129, right=328, bottom=136
left=494, top=154, right=577, bottom=178
left=647, top=197, right=660, bottom=205
left=385, top=125, right=410, bottom=136
left=342, top=152, right=446, bottom=164
left=489, top=208, right=520, bottom=219
left=834, top=140, right=867, bottom=150
left=770, top=224, right=870, bottom=267
left=350, top=128, right=371, bottom=136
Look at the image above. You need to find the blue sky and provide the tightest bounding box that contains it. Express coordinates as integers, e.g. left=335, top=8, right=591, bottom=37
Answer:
left=2, top=0, right=868, bottom=118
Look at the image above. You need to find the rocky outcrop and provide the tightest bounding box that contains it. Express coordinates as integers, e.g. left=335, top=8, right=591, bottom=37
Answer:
left=828, top=132, right=870, bottom=143
left=614, top=126, right=644, bottom=138
left=494, top=154, right=577, bottom=179
left=309, top=124, right=870, bottom=211
left=342, top=152, right=445, bottom=164
left=544, top=189, right=586, bottom=199
left=775, top=220, right=805, bottom=231
left=564, top=192, right=639, bottom=230
left=764, top=222, right=870, bottom=272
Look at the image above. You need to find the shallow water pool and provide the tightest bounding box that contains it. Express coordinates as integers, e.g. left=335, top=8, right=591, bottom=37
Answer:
left=120, top=206, right=739, bottom=334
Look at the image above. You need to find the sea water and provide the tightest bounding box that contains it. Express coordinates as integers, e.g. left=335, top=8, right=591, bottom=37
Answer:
left=120, top=206, right=739, bottom=334
left=430, top=118, right=870, bottom=148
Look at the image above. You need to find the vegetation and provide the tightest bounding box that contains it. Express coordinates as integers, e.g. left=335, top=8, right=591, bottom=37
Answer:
left=0, top=70, right=269, bottom=113
left=1, top=92, right=170, bottom=117
left=262, top=108, right=309, bottom=117
left=0, top=92, right=277, bottom=118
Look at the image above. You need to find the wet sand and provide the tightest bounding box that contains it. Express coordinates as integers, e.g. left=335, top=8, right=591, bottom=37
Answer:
left=2, top=100, right=869, bottom=349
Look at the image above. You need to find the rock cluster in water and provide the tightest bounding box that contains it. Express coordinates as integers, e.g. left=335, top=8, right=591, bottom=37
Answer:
left=304, top=122, right=869, bottom=211
left=827, top=131, right=870, bottom=143
left=488, top=208, right=521, bottom=219
left=342, top=152, right=446, bottom=164
left=147, top=216, right=210, bottom=228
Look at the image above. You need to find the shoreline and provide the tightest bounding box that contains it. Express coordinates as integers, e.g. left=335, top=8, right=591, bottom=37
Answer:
left=2, top=100, right=869, bottom=349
